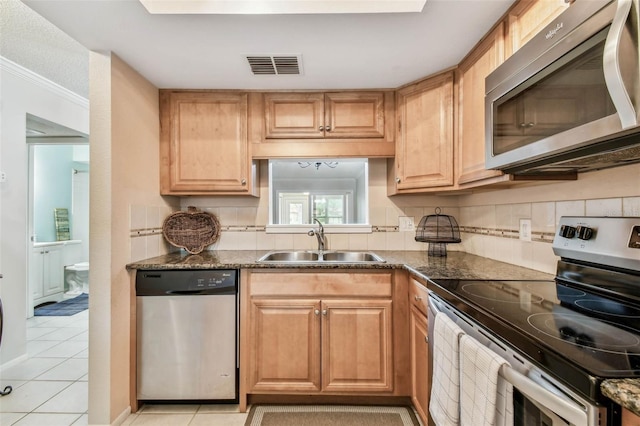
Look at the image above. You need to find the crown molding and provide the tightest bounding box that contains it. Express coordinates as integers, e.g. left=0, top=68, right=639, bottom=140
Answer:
left=0, top=56, right=89, bottom=109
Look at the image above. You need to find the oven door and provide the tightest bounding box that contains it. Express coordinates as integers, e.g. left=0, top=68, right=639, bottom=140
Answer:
left=428, top=293, right=600, bottom=426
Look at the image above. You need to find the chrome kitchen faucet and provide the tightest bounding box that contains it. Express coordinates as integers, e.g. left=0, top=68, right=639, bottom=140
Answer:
left=308, top=218, right=326, bottom=252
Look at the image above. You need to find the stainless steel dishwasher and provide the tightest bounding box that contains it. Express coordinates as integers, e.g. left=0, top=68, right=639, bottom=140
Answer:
left=136, top=269, right=238, bottom=401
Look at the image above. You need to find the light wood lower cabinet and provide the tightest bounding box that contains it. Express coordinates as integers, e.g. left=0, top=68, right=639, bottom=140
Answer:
left=245, top=270, right=395, bottom=395
left=409, top=277, right=430, bottom=425
left=623, top=407, right=640, bottom=426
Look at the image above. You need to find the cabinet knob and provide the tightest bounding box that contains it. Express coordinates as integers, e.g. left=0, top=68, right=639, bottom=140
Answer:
left=322, top=309, right=327, bottom=316
left=425, top=336, right=429, bottom=343
left=395, top=177, right=401, bottom=184
left=314, top=309, right=320, bottom=316
left=519, top=122, right=535, bottom=128
left=319, top=125, right=325, bottom=131
left=325, top=126, right=331, bottom=131
left=414, top=295, right=422, bottom=301
left=241, top=179, right=246, bottom=185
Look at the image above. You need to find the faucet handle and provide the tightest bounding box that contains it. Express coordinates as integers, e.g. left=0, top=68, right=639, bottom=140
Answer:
left=307, top=229, right=316, bottom=236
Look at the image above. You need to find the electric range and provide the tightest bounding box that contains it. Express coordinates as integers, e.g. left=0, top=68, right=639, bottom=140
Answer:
left=428, top=217, right=640, bottom=410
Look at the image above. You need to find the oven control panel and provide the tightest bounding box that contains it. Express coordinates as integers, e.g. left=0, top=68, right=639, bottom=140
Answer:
left=553, top=216, right=640, bottom=271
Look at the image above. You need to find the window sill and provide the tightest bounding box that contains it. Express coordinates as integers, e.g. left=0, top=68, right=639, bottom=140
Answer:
left=265, top=224, right=373, bottom=234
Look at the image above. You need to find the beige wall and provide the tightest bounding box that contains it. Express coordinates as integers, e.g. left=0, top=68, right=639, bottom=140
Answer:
left=89, top=52, right=176, bottom=425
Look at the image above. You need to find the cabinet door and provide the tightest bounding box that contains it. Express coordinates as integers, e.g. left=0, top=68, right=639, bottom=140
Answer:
left=457, top=24, right=506, bottom=185
left=249, top=299, right=322, bottom=392
left=394, top=71, right=454, bottom=191
left=324, top=92, right=385, bottom=138
left=161, top=91, right=252, bottom=194
left=42, top=245, right=64, bottom=297
left=264, top=93, right=325, bottom=138
left=411, top=306, right=430, bottom=425
left=506, top=0, right=570, bottom=57
left=30, top=249, right=44, bottom=301
left=322, top=299, right=393, bottom=392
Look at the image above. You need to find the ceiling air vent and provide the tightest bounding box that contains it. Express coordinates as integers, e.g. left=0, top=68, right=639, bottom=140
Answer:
left=246, top=55, right=302, bottom=75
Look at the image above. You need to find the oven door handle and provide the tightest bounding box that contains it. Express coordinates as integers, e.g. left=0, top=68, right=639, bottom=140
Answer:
left=501, top=364, right=587, bottom=426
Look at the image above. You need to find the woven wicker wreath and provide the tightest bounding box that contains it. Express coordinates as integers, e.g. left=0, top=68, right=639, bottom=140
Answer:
left=162, top=206, right=221, bottom=254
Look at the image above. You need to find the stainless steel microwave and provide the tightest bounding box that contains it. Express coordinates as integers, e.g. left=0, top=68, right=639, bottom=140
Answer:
left=485, top=0, right=640, bottom=175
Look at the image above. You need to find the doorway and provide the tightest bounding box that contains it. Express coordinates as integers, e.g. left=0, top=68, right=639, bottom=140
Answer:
left=26, top=114, right=89, bottom=318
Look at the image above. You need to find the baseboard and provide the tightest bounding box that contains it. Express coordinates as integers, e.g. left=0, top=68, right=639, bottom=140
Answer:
left=110, top=406, right=132, bottom=426
left=0, top=353, right=28, bottom=372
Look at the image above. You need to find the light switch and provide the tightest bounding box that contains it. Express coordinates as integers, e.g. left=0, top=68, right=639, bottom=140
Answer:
left=399, top=216, right=415, bottom=231
left=519, top=219, right=532, bottom=242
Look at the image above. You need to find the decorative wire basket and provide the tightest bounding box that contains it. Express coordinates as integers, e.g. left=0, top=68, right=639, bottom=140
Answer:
left=415, top=207, right=461, bottom=256
left=162, top=206, right=221, bottom=254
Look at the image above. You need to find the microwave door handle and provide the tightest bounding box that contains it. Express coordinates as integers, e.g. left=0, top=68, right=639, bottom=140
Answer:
left=604, top=0, right=639, bottom=129
left=500, top=365, right=588, bottom=426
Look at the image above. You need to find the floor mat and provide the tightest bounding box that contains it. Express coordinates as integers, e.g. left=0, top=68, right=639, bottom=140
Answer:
left=245, top=405, right=420, bottom=426
left=34, top=293, right=88, bottom=316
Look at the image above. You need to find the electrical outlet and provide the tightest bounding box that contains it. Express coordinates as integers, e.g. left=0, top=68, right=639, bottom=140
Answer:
left=399, top=216, right=415, bottom=231
left=0, top=171, right=6, bottom=183
left=519, top=218, right=532, bottom=242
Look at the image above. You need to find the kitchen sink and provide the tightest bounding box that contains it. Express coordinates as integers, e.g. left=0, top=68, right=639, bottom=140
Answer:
left=321, top=251, right=384, bottom=262
left=257, top=250, right=385, bottom=263
left=258, top=251, right=320, bottom=262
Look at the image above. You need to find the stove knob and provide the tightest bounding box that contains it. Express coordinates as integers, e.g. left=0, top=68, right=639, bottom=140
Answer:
left=576, top=226, right=594, bottom=240
left=559, top=225, right=576, bottom=238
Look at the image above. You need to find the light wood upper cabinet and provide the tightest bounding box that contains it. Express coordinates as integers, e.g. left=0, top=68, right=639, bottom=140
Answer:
left=390, top=70, right=455, bottom=194
left=252, top=91, right=395, bottom=158
left=159, top=90, right=258, bottom=196
left=264, top=93, right=325, bottom=138
left=456, top=23, right=506, bottom=186
left=505, top=0, right=570, bottom=58
left=264, top=92, right=386, bottom=139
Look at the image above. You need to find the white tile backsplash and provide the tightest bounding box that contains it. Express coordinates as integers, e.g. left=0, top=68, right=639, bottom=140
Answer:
left=623, top=197, right=640, bottom=216
left=129, top=162, right=639, bottom=276
left=531, top=202, right=555, bottom=233
left=555, top=200, right=585, bottom=222
left=585, top=198, right=623, bottom=216
left=130, top=205, right=147, bottom=229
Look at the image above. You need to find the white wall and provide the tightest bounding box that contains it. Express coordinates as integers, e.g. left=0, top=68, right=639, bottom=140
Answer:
left=0, top=57, right=89, bottom=366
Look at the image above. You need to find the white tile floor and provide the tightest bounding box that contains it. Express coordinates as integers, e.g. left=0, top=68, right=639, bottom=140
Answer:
left=122, top=404, right=248, bottom=426
left=1, top=310, right=89, bottom=426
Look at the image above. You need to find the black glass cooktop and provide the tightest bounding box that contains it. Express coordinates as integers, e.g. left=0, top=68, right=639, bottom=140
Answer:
left=429, top=278, right=640, bottom=400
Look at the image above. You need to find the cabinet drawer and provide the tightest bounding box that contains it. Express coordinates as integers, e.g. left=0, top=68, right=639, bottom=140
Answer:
left=249, top=271, right=392, bottom=297
left=409, top=277, right=428, bottom=316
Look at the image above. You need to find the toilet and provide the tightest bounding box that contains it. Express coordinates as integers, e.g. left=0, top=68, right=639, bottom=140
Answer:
left=65, top=262, right=89, bottom=295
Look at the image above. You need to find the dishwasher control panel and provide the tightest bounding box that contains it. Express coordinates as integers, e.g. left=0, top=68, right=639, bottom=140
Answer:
left=136, top=269, right=238, bottom=296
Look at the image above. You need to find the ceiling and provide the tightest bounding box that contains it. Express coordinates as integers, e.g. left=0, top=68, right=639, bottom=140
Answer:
left=21, top=0, right=516, bottom=91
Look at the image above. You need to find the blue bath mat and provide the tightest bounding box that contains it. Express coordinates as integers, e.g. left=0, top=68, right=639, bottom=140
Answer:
left=35, top=293, right=88, bottom=316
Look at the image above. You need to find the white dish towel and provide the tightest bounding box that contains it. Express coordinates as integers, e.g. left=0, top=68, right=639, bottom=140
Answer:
left=429, top=312, right=465, bottom=426
left=459, top=334, right=514, bottom=426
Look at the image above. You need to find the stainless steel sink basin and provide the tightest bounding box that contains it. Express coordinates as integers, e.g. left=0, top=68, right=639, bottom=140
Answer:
left=258, top=251, right=319, bottom=262
left=257, top=250, right=385, bottom=263
left=321, top=251, right=385, bottom=263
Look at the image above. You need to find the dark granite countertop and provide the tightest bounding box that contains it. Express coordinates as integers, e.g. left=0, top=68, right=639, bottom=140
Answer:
left=127, top=249, right=638, bottom=411
left=601, top=379, right=640, bottom=417
left=126, top=250, right=554, bottom=281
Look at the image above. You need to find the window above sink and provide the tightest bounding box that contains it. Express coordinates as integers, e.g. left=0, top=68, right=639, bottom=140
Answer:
left=267, top=159, right=371, bottom=234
